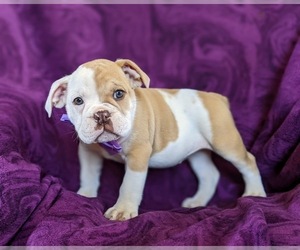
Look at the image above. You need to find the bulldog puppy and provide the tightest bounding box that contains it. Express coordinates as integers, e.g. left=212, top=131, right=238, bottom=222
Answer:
left=45, top=59, right=266, bottom=221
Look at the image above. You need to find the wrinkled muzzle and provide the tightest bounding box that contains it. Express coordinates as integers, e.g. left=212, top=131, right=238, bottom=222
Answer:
left=74, top=106, right=132, bottom=144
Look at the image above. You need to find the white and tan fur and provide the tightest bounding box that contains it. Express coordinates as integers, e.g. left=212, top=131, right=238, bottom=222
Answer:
left=45, top=59, right=266, bottom=221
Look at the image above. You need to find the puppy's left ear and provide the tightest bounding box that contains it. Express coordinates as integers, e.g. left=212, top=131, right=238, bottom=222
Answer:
left=115, top=59, right=150, bottom=88
left=45, top=75, right=70, bottom=118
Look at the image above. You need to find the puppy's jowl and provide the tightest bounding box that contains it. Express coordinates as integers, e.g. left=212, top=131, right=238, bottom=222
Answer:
left=45, top=59, right=266, bottom=221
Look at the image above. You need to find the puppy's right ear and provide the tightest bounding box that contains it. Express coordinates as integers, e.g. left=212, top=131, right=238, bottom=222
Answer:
left=45, top=75, right=70, bottom=118
left=115, top=59, right=150, bottom=89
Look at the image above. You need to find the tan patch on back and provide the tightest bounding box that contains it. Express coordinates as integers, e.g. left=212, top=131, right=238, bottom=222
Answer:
left=130, top=88, right=179, bottom=153
left=199, top=92, right=252, bottom=166
left=151, top=90, right=179, bottom=153
left=159, top=89, right=180, bottom=96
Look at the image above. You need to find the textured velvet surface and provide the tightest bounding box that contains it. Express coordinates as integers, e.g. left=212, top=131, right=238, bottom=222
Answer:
left=1, top=5, right=300, bottom=246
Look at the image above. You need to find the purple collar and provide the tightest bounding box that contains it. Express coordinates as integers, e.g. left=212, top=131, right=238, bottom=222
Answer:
left=60, top=114, right=122, bottom=155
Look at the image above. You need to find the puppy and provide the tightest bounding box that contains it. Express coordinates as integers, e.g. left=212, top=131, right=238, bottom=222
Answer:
left=45, top=59, right=266, bottom=221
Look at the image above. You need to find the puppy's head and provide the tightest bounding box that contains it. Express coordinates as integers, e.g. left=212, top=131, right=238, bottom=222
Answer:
left=45, top=59, right=150, bottom=144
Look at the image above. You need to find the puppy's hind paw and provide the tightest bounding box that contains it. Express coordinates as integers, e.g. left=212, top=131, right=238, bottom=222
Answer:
left=242, top=189, right=267, bottom=198
left=104, top=205, right=138, bottom=221
left=182, top=197, right=207, bottom=208
left=77, top=187, right=97, bottom=198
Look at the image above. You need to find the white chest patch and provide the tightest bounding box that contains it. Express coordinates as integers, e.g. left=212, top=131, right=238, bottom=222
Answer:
left=148, top=89, right=212, bottom=168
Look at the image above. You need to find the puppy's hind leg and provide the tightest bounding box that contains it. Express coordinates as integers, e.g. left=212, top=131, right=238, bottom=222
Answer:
left=199, top=92, right=266, bottom=198
left=210, top=118, right=266, bottom=198
left=217, top=149, right=266, bottom=198
left=182, top=150, right=220, bottom=208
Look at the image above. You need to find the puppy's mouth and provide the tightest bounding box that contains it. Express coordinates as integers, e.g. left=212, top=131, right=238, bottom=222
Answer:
left=95, top=127, right=120, bottom=142
left=94, top=118, right=120, bottom=143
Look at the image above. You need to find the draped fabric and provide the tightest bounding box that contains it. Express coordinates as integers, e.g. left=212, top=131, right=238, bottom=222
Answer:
left=0, top=4, right=300, bottom=246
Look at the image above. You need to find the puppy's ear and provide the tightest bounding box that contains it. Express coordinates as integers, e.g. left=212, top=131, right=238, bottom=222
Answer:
left=115, top=59, right=150, bottom=88
left=45, top=75, right=70, bottom=118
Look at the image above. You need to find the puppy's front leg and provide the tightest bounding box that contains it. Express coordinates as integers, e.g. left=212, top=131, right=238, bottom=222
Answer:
left=77, top=141, right=103, bottom=198
left=104, top=144, right=151, bottom=221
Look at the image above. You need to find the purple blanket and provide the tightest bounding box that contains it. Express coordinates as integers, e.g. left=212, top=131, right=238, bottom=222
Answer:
left=1, top=4, right=300, bottom=246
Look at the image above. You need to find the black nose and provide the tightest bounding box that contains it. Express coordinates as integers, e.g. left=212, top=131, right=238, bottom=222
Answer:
left=93, top=110, right=111, bottom=124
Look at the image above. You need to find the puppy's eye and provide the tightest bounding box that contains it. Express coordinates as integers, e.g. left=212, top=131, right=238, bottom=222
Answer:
left=113, top=90, right=125, bottom=100
left=73, top=97, right=84, bottom=105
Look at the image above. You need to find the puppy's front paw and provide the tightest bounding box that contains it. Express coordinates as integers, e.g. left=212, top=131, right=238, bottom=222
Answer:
left=182, top=197, right=207, bottom=208
left=104, top=204, right=138, bottom=221
left=77, top=187, right=97, bottom=198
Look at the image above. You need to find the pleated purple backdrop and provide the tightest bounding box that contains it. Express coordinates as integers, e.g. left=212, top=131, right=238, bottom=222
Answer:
left=0, top=4, right=300, bottom=246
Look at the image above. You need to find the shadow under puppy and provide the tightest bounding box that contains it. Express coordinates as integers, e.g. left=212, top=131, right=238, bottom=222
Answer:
left=45, top=58, right=266, bottom=221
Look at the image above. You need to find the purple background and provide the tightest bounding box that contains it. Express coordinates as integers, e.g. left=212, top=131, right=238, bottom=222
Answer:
left=0, top=4, right=300, bottom=246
